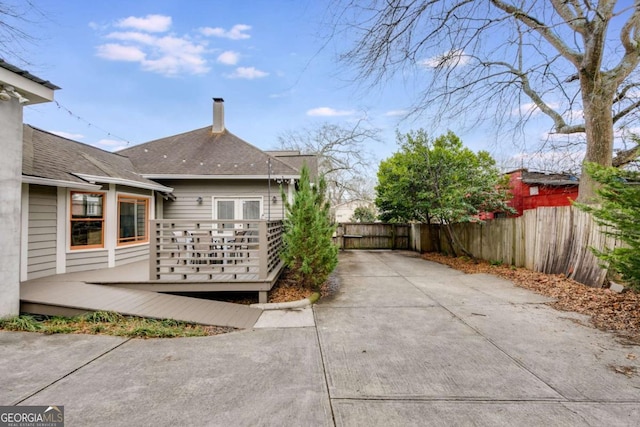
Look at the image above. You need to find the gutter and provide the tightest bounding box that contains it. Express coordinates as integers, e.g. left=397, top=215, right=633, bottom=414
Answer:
left=72, top=173, right=174, bottom=193
left=22, top=175, right=101, bottom=191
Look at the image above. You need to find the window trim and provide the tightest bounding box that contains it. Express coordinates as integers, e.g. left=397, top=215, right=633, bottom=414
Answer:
left=117, top=195, right=150, bottom=246
left=69, top=191, right=106, bottom=250
left=212, top=196, right=263, bottom=229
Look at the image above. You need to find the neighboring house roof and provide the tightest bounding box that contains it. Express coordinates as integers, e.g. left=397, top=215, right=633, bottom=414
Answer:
left=520, top=170, right=579, bottom=186
left=22, top=125, right=172, bottom=192
left=119, top=127, right=302, bottom=179
left=266, top=151, right=318, bottom=180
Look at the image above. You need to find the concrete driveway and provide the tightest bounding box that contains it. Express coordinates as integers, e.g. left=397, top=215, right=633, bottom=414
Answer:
left=1, top=250, right=639, bottom=426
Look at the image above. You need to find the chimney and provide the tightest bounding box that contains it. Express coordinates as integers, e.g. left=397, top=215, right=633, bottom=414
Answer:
left=212, top=97, right=225, bottom=133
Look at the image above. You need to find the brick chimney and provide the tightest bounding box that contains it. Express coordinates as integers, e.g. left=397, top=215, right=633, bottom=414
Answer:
left=212, top=97, right=224, bottom=133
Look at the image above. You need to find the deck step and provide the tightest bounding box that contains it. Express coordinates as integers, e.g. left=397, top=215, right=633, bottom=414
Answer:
left=20, top=280, right=262, bottom=329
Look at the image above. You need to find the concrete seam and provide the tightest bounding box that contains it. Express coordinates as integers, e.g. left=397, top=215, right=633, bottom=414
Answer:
left=400, top=259, right=571, bottom=402
left=10, top=338, right=133, bottom=406
left=312, top=305, right=337, bottom=426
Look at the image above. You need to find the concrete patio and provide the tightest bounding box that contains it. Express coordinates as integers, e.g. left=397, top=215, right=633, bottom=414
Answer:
left=2, top=250, right=639, bottom=426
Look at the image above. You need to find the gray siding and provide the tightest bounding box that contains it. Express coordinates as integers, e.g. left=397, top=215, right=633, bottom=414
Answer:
left=159, top=179, right=288, bottom=220
left=115, top=244, right=149, bottom=266
left=66, top=250, right=108, bottom=273
left=27, top=185, right=57, bottom=280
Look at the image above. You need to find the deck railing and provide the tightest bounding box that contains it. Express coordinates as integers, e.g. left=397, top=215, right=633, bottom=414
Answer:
left=149, top=219, right=284, bottom=282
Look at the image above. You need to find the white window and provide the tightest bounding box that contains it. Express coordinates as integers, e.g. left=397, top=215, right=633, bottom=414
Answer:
left=529, top=186, right=539, bottom=196
left=213, top=197, right=262, bottom=230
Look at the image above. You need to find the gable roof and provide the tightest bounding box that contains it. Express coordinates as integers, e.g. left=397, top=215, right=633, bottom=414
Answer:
left=22, top=125, right=171, bottom=192
left=119, top=127, right=302, bottom=179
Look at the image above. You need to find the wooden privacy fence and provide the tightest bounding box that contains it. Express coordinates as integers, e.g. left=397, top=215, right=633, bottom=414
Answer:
left=335, top=223, right=410, bottom=249
left=408, top=206, right=619, bottom=287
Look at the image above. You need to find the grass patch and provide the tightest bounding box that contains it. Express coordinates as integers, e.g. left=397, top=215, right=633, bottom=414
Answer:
left=0, top=311, right=230, bottom=338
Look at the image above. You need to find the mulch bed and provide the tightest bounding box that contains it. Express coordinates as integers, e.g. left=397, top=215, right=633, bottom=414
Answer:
left=422, top=252, right=640, bottom=345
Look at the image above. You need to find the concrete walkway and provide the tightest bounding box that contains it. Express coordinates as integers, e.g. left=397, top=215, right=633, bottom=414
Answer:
left=2, top=250, right=639, bottom=426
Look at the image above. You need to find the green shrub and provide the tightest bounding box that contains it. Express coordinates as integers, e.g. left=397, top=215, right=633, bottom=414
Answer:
left=576, top=163, right=640, bottom=291
left=281, top=165, right=338, bottom=291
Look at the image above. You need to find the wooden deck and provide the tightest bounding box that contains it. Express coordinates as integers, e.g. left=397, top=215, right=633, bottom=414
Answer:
left=20, top=272, right=263, bottom=329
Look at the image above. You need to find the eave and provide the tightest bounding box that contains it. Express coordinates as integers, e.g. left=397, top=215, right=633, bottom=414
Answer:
left=22, top=175, right=102, bottom=191
left=72, top=173, right=174, bottom=193
left=141, top=174, right=300, bottom=181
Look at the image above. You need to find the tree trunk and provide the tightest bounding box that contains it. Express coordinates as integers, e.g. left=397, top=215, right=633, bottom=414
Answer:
left=578, top=72, right=615, bottom=203
left=442, top=224, right=458, bottom=257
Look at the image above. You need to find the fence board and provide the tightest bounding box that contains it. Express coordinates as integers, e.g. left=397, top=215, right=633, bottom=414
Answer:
left=409, top=206, right=622, bottom=287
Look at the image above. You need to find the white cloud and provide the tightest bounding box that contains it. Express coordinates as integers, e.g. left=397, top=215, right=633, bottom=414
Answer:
left=225, top=66, right=268, bottom=79
left=96, top=44, right=146, bottom=62
left=384, top=109, right=408, bottom=117
left=96, top=33, right=210, bottom=75
left=50, top=131, right=85, bottom=140
left=306, top=107, right=355, bottom=117
left=200, top=24, right=251, bottom=40
left=106, top=31, right=156, bottom=45
left=217, top=51, right=240, bottom=65
left=116, top=14, right=172, bottom=33
left=420, top=49, right=471, bottom=68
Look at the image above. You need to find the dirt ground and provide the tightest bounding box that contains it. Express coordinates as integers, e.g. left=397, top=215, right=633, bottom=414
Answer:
left=422, top=252, right=640, bottom=345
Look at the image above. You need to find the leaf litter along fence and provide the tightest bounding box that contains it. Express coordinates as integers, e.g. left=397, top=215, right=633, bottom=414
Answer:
left=334, top=206, right=620, bottom=287
left=409, top=206, right=620, bottom=287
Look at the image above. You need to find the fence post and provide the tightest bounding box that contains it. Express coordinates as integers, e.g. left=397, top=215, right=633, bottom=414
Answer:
left=391, top=225, right=397, bottom=250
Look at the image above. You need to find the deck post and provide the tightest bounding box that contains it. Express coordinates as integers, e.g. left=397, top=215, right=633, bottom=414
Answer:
left=258, top=221, right=269, bottom=280
left=149, top=220, right=158, bottom=280
left=258, top=291, right=268, bottom=303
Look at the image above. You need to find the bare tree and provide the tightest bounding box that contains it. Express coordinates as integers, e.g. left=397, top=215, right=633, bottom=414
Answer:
left=0, top=1, right=42, bottom=66
left=332, top=0, right=640, bottom=202
left=277, top=120, right=380, bottom=205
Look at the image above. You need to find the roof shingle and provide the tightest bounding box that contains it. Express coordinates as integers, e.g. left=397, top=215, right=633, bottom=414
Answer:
left=119, top=127, right=301, bottom=177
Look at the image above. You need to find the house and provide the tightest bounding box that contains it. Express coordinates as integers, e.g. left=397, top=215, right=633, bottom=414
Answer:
left=18, top=97, right=315, bottom=286
left=489, top=168, right=579, bottom=218
left=1, top=60, right=58, bottom=317
left=119, top=98, right=315, bottom=224
left=21, top=125, right=173, bottom=281
left=331, top=199, right=377, bottom=223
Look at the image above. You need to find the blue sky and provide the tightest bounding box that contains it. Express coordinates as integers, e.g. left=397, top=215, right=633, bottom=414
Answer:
left=12, top=1, right=413, bottom=161
left=7, top=0, right=585, bottom=173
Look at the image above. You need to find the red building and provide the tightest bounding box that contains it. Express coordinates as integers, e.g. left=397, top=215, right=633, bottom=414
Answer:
left=501, top=169, right=579, bottom=217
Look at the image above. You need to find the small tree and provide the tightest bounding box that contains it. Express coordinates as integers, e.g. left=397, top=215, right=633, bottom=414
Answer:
left=376, top=130, right=513, bottom=257
left=350, top=205, right=377, bottom=223
left=281, top=165, right=338, bottom=291
left=576, top=164, right=640, bottom=292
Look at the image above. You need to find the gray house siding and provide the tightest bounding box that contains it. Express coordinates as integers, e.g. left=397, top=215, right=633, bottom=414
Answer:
left=115, top=244, right=149, bottom=266
left=159, top=179, right=288, bottom=220
left=66, top=250, right=109, bottom=273
left=27, top=185, right=57, bottom=280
